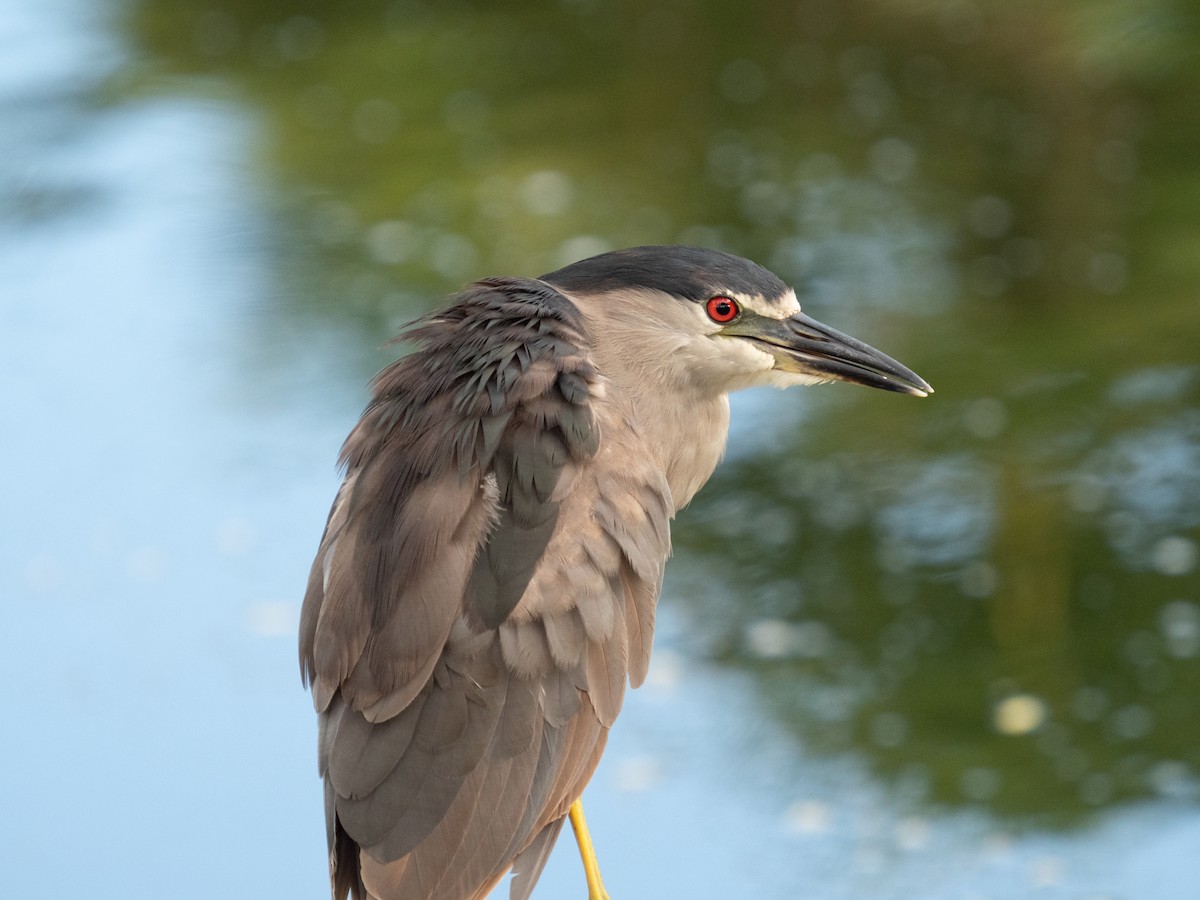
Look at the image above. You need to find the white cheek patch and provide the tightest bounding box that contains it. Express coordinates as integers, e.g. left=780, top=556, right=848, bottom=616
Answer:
left=761, top=369, right=831, bottom=389
left=722, top=337, right=777, bottom=372
left=736, top=289, right=801, bottom=320
left=776, top=289, right=802, bottom=317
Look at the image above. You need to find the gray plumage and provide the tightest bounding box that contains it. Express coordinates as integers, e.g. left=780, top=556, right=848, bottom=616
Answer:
left=300, top=246, right=932, bottom=900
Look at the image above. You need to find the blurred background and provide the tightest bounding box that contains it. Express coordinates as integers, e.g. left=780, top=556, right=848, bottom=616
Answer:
left=2, top=0, right=1198, bottom=897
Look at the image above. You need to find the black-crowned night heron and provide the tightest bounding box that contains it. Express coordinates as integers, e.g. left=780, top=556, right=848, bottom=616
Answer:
left=300, top=245, right=931, bottom=900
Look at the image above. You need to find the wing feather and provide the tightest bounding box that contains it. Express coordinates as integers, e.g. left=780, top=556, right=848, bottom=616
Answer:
left=507, top=817, right=566, bottom=900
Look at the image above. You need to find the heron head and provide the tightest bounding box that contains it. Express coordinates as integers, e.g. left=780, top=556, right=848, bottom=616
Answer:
left=542, top=245, right=932, bottom=397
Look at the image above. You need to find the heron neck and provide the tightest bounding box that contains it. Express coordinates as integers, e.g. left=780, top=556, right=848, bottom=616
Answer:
left=573, top=302, right=732, bottom=510
left=639, top=391, right=730, bottom=510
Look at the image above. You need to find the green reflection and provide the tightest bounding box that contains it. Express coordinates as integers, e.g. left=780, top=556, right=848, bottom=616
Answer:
left=118, top=0, right=1200, bottom=824
left=679, top=392, right=1200, bottom=821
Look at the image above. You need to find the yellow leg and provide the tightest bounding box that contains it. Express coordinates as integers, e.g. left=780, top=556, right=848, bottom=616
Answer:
left=568, top=797, right=611, bottom=900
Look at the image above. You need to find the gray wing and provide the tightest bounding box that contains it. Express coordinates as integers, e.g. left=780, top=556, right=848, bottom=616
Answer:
left=298, top=278, right=672, bottom=900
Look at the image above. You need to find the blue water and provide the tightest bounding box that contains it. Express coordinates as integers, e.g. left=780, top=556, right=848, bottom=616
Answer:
left=1, top=2, right=1196, bottom=897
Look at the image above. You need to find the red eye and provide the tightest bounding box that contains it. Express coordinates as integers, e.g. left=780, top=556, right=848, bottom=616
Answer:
left=705, top=296, right=740, bottom=323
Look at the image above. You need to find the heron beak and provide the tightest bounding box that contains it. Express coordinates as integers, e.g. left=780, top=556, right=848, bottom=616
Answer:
left=726, top=311, right=933, bottom=397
